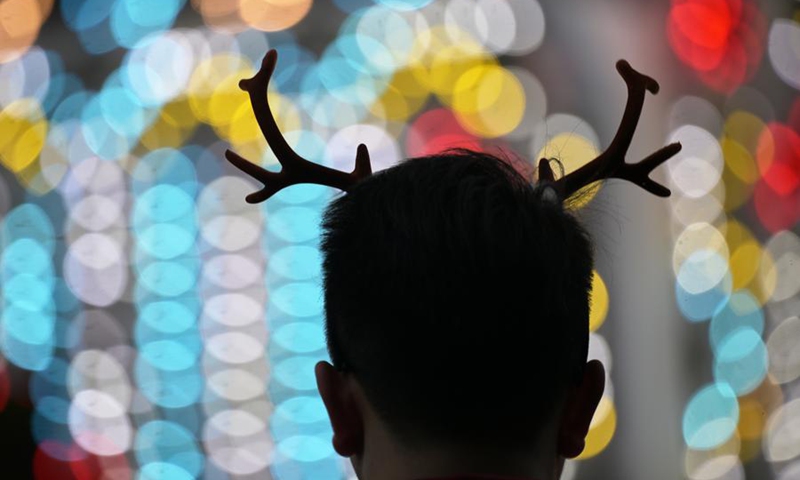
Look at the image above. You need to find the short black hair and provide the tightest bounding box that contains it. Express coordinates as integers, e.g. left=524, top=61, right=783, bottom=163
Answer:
left=320, top=149, right=594, bottom=450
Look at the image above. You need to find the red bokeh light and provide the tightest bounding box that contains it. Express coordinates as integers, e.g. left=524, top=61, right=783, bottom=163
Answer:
left=667, top=0, right=766, bottom=93
left=406, top=108, right=484, bottom=158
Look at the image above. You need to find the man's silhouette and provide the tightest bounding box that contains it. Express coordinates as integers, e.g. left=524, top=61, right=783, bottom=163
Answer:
left=313, top=150, right=605, bottom=480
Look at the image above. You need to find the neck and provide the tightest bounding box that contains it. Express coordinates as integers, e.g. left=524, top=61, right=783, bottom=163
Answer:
left=352, top=424, right=561, bottom=480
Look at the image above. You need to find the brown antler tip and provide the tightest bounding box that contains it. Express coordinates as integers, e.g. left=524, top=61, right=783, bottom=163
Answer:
left=537, top=158, right=556, bottom=182
left=238, top=49, right=279, bottom=92
left=616, top=59, right=660, bottom=94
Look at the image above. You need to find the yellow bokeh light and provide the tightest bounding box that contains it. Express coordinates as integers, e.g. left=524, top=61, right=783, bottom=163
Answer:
left=723, top=111, right=765, bottom=155
left=720, top=137, right=757, bottom=212
left=412, top=25, right=496, bottom=104
left=722, top=219, right=776, bottom=303
left=370, top=66, right=431, bottom=122
left=188, top=54, right=253, bottom=124
left=577, top=395, right=616, bottom=460
left=535, top=133, right=601, bottom=208
left=451, top=65, right=526, bottom=138
left=589, top=270, right=609, bottom=332
left=0, top=98, right=47, bottom=173
left=140, top=99, right=199, bottom=151
left=672, top=222, right=729, bottom=278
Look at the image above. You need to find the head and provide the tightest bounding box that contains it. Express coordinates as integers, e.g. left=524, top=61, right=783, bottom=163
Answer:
left=314, top=149, right=606, bottom=479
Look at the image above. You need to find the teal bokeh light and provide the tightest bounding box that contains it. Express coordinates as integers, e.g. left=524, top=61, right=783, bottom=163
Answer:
left=682, top=382, right=739, bottom=450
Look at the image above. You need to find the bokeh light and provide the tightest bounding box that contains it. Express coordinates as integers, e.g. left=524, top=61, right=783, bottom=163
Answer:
left=0, top=1, right=796, bottom=478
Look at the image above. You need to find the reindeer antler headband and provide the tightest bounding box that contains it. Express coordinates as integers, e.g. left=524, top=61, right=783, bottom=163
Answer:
left=226, top=49, right=681, bottom=202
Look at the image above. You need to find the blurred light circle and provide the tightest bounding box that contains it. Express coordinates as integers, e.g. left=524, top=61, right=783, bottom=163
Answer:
left=503, top=66, right=547, bottom=141
left=2, top=274, right=52, bottom=310
left=238, top=0, right=312, bottom=32
left=135, top=358, right=203, bottom=408
left=197, top=176, right=260, bottom=217
left=588, top=271, right=609, bottom=332
left=203, top=293, right=263, bottom=328
left=673, top=222, right=729, bottom=276
left=667, top=125, right=724, bottom=198
left=377, top=0, right=434, bottom=10
left=70, top=194, right=123, bottom=231
left=123, top=30, right=194, bottom=107
left=273, top=396, right=326, bottom=426
left=670, top=194, right=724, bottom=228
left=268, top=246, right=322, bottom=281
left=496, top=0, right=545, bottom=55
left=675, top=272, right=732, bottom=323
left=327, top=124, right=400, bottom=173
left=138, top=462, right=195, bottom=480
left=670, top=96, right=723, bottom=137
left=764, top=399, right=800, bottom=462
left=68, top=389, right=132, bottom=456
left=267, top=206, right=322, bottom=243
left=0, top=46, right=51, bottom=107
left=207, top=368, right=266, bottom=402
left=709, top=290, right=764, bottom=354
left=1, top=237, right=51, bottom=277
left=0, top=0, right=53, bottom=64
left=0, top=97, right=47, bottom=173
left=688, top=456, right=744, bottom=480
left=139, top=300, right=196, bottom=335
left=141, top=339, right=199, bottom=372
left=206, top=332, right=265, bottom=365
left=61, top=156, right=126, bottom=201
left=764, top=231, right=800, bottom=302
left=133, top=184, right=195, bottom=226
left=138, top=223, right=196, bottom=260
left=68, top=350, right=131, bottom=410
left=677, top=249, right=730, bottom=296
left=406, top=107, right=482, bottom=158
left=202, top=215, right=261, bottom=252
left=470, top=0, right=517, bottom=54
left=452, top=64, right=526, bottom=138
left=713, top=328, right=768, bottom=395
left=273, top=322, right=325, bottom=354
left=753, top=177, right=800, bottom=233
left=203, top=409, right=272, bottom=475
left=685, top=434, right=741, bottom=480
left=273, top=356, right=317, bottom=390
left=354, top=5, right=415, bottom=72
left=137, top=260, right=198, bottom=297
left=271, top=282, right=324, bottom=318
left=719, top=137, right=757, bottom=212
left=756, top=123, right=800, bottom=197
left=135, top=420, right=204, bottom=478
left=2, top=203, right=55, bottom=251
left=768, top=316, right=800, bottom=384
left=683, top=382, right=739, bottom=450
left=768, top=19, right=800, bottom=90
left=277, top=435, right=333, bottom=462
left=576, top=395, right=616, bottom=459
left=188, top=54, right=252, bottom=124
left=130, top=148, right=199, bottom=197
left=64, top=233, right=127, bottom=307
left=202, top=254, right=262, bottom=290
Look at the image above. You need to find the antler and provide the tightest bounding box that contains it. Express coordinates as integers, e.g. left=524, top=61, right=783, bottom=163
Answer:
left=539, top=60, right=681, bottom=199
left=225, top=49, right=373, bottom=203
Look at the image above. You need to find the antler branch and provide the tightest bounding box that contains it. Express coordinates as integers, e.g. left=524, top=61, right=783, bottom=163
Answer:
left=544, top=60, right=681, bottom=199
left=225, top=49, right=373, bottom=203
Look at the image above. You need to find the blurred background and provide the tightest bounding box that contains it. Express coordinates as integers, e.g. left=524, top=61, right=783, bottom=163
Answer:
left=0, top=0, right=799, bottom=478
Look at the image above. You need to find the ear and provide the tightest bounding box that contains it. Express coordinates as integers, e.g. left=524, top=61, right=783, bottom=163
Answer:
left=315, top=360, right=364, bottom=457
left=556, top=359, right=606, bottom=458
